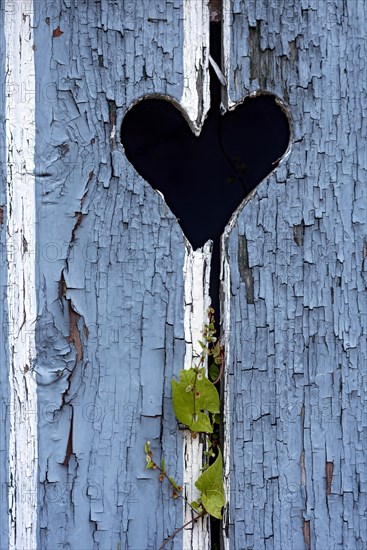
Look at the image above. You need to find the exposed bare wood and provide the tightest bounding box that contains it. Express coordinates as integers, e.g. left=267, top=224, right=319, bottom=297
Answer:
left=4, top=4, right=38, bottom=549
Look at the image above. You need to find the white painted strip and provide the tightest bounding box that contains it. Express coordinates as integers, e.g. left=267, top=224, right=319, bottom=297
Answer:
left=181, top=0, right=210, bottom=135
left=222, top=0, right=235, bottom=111
left=180, top=1, right=212, bottom=545
left=5, top=1, right=38, bottom=548
left=183, top=242, right=212, bottom=549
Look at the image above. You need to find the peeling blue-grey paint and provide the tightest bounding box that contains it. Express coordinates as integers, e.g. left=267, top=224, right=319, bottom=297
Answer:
left=33, top=1, right=188, bottom=548
left=2, top=1, right=366, bottom=548
left=222, top=1, right=367, bottom=549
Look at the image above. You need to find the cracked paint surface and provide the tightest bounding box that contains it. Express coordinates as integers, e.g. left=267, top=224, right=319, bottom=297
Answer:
left=222, top=1, right=367, bottom=549
left=182, top=243, right=212, bottom=549
left=3, top=5, right=38, bottom=549
left=2, top=1, right=366, bottom=549
left=5, top=1, right=210, bottom=548
left=0, top=4, right=9, bottom=547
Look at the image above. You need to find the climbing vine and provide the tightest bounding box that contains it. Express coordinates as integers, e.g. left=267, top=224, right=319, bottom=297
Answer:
left=144, top=307, right=225, bottom=547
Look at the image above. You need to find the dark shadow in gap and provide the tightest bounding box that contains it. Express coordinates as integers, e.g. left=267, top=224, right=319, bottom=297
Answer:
left=121, top=94, right=290, bottom=252
left=121, top=97, right=290, bottom=319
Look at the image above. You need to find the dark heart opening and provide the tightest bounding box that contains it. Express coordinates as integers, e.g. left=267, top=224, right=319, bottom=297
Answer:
left=121, top=95, right=290, bottom=250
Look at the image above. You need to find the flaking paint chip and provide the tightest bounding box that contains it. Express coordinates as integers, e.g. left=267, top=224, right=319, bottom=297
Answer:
left=53, top=26, right=63, bottom=37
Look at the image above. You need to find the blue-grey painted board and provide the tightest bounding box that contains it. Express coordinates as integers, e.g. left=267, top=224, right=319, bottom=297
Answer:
left=33, top=2, right=188, bottom=548
left=223, top=1, right=367, bottom=549
left=2, top=1, right=366, bottom=548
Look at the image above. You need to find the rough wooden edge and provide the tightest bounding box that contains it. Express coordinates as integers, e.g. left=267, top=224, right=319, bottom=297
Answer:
left=181, top=0, right=211, bottom=135
left=221, top=0, right=233, bottom=111
left=221, top=237, right=232, bottom=550
left=5, top=3, right=38, bottom=548
left=182, top=242, right=212, bottom=549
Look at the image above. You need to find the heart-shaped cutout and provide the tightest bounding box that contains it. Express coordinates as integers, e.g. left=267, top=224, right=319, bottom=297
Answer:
left=121, top=95, right=290, bottom=249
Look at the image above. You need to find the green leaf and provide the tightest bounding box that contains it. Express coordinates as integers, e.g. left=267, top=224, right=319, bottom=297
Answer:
left=144, top=441, right=151, bottom=454
left=191, top=500, right=204, bottom=513
left=212, top=342, right=221, bottom=358
left=209, top=362, right=220, bottom=382
left=161, top=459, right=165, bottom=472
left=171, top=368, right=220, bottom=432
left=195, top=449, right=225, bottom=519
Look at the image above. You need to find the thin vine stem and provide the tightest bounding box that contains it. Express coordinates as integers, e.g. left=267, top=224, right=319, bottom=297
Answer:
left=145, top=309, right=225, bottom=548
left=158, top=511, right=206, bottom=550
left=153, top=464, right=199, bottom=514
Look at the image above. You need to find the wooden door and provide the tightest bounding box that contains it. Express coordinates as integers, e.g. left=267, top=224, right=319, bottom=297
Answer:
left=1, top=1, right=366, bottom=549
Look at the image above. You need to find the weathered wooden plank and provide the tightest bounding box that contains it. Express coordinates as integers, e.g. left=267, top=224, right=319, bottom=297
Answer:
left=26, top=1, right=210, bottom=549
left=2, top=4, right=39, bottom=549
left=182, top=244, right=212, bottom=549
left=222, top=1, right=367, bottom=549
left=0, top=3, right=9, bottom=547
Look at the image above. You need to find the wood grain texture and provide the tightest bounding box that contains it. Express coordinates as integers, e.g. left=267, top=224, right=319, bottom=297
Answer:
left=0, top=0, right=210, bottom=549
left=222, top=1, right=367, bottom=549
left=0, top=3, right=9, bottom=547
left=0, top=0, right=208, bottom=548
left=3, top=4, right=39, bottom=548
left=3, top=1, right=366, bottom=549
left=182, top=244, right=212, bottom=549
